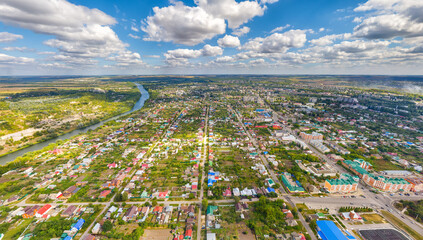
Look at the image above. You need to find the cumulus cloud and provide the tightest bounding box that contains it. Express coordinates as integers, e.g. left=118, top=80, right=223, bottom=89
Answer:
left=241, top=29, right=307, bottom=53
left=202, top=44, right=224, bottom=56
left=195, top=0, right=266, bottom=29
left=0, top=53, right=34, bottom=65
left=164, top=44, right=222, bottom=65
left=142, top=2, right=226, bottom=45
left=303, top=39, right=394, bottom=63
left=0, top=32, right=23, bottom=42
left=0, top=0, right=142, bottom=67
left=143, top=0, right=271, bottom=45
left=232, top=26, right=250, bottom=36
left=310, top=34, right=346, bottom=46
left=165, top=44, right=222, bottom=59
left=218, top=35, right=241, bottom=47
left=215, top=55, right=234, bottom=63
left=107, top=51, right=144, bottom=66
left=354, top=0, right=423, bottom=39
left=2, top=46, right=31, bottom=52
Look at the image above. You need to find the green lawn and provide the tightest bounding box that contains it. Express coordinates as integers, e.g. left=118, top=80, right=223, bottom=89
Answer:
left=3, top=219, right=33, bottom=240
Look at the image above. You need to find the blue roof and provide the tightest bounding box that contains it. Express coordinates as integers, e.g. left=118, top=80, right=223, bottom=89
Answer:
left=316, top=221, right=348, bottom=240
left=64, top=236, right=72, bottom=240
left=266, top=187, right=275, bottom=193
left=73, top=218, right=85, bottom=230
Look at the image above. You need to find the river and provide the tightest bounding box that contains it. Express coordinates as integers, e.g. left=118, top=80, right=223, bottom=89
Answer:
left=0, top=83, right=149, bottom=165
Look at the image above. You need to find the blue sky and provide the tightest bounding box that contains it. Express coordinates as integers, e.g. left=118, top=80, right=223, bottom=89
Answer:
left=1, top=0, right=423, bottom=75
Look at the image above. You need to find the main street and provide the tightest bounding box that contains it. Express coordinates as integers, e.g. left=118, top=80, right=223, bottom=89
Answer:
left=197, top=105, right=209, bottom=240
left=230, top=104, right=317, bottom=240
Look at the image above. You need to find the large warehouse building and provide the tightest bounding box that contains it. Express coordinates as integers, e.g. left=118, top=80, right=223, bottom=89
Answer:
left=316, top=220, right=355, bottom=240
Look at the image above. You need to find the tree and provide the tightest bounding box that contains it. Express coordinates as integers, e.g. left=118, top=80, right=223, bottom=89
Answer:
left=151, top=198, right=158, bottom=207
left=102, top=220, right=113, bottom=232
left=202, top=199, right=208, bottom=212
left=122, top=192, right=128, bottom=201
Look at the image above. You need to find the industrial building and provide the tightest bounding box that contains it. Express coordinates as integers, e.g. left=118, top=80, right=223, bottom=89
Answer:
left=316, top=220, right=355, bottom=240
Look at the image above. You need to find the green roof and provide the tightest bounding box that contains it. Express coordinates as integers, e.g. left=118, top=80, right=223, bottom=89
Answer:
left=344, top=160, right=369, bottom=176
left=281, top=173, right=305, bottom=193
left=207, top=205, right=218, bottom=215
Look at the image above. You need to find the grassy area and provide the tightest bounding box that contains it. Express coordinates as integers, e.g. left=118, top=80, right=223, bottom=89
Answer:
left=3, top=219, right=34, bottom=240
left=371, top=158, right=403, bottom=171
left=381, top=210, right=423, bottom=240
left=361, top=213, right=385, bottom=224
left=296, top=203, right=309, bottom=210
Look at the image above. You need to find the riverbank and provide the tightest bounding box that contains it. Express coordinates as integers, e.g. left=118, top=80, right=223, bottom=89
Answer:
left=0, top=83, right=149, bottom=166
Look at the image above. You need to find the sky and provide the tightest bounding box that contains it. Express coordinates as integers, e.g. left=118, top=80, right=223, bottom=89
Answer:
left=1, top=0, right=423, bottom=75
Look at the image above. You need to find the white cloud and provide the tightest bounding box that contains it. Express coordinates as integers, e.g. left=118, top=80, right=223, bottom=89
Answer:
left=37, top=51, right=56, bottom=55
left=0, top=0, right=142, bottom=67
left=144, top=55, right=160, bottom=58
left=218, top=35, right=241, bottom=47
left=232, top=26, right=250, bottom=36
left=304, top=39, right=394, bottom=63
left=241, top=29, right=307, bottom=53
left=195, top=0, right=266, bottom=29
left=0, top=53, right=34, bottom=65
left=354, top=0, right=423, bottom=39
left=107, top=51, right=144, bottom=66
left=202, top=44, right=223, bottom=56
left=215, top=55, right=234, bottom=63
left=249, top=58, right=266, bottom=64
left=270, top=24, right=290, bottom=33
left=142, top=2, right=226, bottom=46
left=128, top=34, right=140, bottom=39
left=143, top=0, right=272, bottom=45
left=164, top=44, right=222, bottom=65
left=40, top=62, right=72, bottom=69
left=0, top=32, right=23, bottom=42
left=260, top=0, right=279, bottom=4
left=165, top=44, right=222, bottom=60
left=2, top=47, right=31, bottom=52
left=131, top=25, right=139, bottom=32
left=310, top=34, right=345, bottom=46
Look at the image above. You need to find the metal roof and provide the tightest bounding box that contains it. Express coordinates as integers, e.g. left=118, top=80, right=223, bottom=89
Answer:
left=316, top=220, right=348, bottom=240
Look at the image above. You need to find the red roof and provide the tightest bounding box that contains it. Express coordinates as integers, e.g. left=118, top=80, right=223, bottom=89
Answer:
left=100, top=190, right=111, bottom=197
left=37, top=204, right=52, bottom=215
left=185, top=229, right=192, bottom=237
left=158, top=191, right=168, bottom=198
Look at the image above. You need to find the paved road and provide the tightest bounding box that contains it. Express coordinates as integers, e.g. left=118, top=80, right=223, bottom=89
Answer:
left=197, top=105, right=209, bottom=240
left=231, top=105, right=317, bottom=240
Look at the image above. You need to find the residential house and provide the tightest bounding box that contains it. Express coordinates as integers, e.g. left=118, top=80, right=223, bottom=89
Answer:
left=123, top=206, right=138, bottom=221
left=61, top=205, right=77, bottom=218
left=36, top=204, right=52, bottom=218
